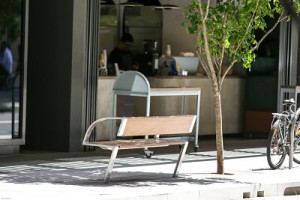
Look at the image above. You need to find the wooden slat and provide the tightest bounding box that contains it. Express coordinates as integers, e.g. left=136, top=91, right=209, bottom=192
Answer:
left=119, top=115, right=196, bottom=137
left=91, top=138, right=186, bottom=149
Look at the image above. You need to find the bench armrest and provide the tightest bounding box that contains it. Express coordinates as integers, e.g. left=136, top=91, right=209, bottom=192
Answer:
left=82, top=117, right=123, bottom=145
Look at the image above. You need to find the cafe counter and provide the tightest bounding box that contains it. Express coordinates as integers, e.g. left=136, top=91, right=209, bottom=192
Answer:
left=97, top=75, right=245, bottom=140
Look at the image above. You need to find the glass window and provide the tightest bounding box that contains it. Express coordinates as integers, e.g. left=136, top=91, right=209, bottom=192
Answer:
left=0, top=0, right=25, bottom=139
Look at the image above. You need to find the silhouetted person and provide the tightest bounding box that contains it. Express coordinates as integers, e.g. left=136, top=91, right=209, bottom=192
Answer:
left=0, top=41, right=13, bottom=88
left=108, top=33, right=138, bottom=71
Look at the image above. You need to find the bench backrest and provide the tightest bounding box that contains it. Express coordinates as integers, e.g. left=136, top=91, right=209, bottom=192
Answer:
left=117, top=115, right=196, bottom=137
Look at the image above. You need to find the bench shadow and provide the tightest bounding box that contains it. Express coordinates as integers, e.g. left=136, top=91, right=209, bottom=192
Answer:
left=0, top=145, right=269, bottom=188
left=0, top=167, right=254, bottom=187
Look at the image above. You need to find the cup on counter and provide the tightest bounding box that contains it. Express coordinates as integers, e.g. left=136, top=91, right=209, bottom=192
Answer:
left=182, top=70, right=188, bottom=76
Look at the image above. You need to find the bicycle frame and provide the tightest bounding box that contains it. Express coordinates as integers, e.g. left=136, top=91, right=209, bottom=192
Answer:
left=271, top=114, right=290, bottom=151
left=267, top=98, right=300, bottom=169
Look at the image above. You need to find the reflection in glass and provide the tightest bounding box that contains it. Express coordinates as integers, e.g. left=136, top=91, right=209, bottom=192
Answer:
left=0, top=0, right=23, bottom=139
left=123, top=6, right=162, bottom=55
left=100, top=4, right=118, bottom=54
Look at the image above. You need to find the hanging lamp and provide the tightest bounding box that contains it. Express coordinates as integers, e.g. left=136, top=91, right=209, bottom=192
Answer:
left=119, top=0, right=163, bottom=6
left=155, top=0, right=180, bottom=10
left=119, top=0, right=143, bottom=7
left=140, top=0, right=161, bottom=6
left=101, top=0, right=115, bottom=5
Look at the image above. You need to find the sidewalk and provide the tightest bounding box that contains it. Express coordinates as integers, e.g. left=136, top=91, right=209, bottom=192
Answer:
left=0, top=137, right=300, bottom=200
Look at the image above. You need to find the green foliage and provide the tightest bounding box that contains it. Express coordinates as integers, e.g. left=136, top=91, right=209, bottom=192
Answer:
left=0, top=0, right=22, bottom=43
left=182, top=0, right=292, bottom=69
left=296, top=1, right=300, bottom=11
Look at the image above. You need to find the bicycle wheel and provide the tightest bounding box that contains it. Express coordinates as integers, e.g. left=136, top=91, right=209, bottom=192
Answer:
left=267, top=122, right=286, bottom=169
left=293, top=123, right=300, bottom=164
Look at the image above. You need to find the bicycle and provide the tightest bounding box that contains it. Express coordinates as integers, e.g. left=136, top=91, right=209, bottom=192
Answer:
left=267, top=98, right=300, bottom=169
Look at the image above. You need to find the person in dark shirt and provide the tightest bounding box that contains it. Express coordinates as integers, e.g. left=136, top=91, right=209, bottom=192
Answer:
left=108, top=33, right=138, bottom=71
left=108, top=33, right=139, bottom=117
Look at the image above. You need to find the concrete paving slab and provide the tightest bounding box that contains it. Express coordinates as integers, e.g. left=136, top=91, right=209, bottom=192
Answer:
left=0, top=138, right=300, bottom=200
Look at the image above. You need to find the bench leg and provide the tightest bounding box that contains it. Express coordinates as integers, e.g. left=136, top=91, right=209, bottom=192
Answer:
left=104, top=147, right=119, bottom=183
left=173, top=141, right=188, bottom=177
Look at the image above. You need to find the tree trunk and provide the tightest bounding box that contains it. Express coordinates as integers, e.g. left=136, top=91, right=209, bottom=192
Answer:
left=214, top=87, right=224, bottom=174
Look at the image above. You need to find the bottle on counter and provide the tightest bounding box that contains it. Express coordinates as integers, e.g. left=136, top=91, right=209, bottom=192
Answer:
left=99, top=49, right=107, bottom=76
left=168, top=57, right=178, bottom=76
left=165, top=44, right=171, bottom=57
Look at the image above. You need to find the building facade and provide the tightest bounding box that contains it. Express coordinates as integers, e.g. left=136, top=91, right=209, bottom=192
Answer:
left=0, top=0, right=299, bottom=154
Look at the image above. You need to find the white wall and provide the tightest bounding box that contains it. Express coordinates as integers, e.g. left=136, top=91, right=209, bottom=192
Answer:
left=161, top=0, right=196, bottom=56
left=161, top=0, right=217, bottom=56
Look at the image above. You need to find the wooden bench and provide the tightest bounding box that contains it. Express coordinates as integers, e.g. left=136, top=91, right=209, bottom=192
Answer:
left=82, top=115, right=197, bottom=183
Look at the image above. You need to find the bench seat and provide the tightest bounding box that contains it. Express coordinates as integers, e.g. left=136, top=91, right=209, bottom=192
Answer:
left=82, top=115, right=196, bottom=183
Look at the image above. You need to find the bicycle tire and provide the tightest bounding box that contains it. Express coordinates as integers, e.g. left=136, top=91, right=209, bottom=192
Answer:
left=267, top=123, right=286, bottom=169
left=293, top=124, right=300, bottom=164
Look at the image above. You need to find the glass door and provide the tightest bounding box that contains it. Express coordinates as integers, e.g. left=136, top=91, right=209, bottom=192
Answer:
left=0, top=0, right=26, bottom=140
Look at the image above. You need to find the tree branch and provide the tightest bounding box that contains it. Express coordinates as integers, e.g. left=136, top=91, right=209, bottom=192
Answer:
left=252, top=13, right=288, bottom=52
left=234, top=0, right=260, bottom=55
left=218, top=13, right=228, bottom=85
left=204, top=0, right=211, bottom=21
left=197, top=0, right=218, bottom=87
left=220, top=59, right=237, bottom=87
left=197, top=47, right=213, bottom=78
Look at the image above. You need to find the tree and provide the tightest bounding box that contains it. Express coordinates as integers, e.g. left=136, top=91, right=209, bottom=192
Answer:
left=182, top=0, right=300, bottom=174
left=0, top=0, right=22, bottom=44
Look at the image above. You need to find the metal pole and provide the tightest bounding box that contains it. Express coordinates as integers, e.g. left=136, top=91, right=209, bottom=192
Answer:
left=289, top=119, right=295, bottom=169
left=289, top=108, right=300, bottom=168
